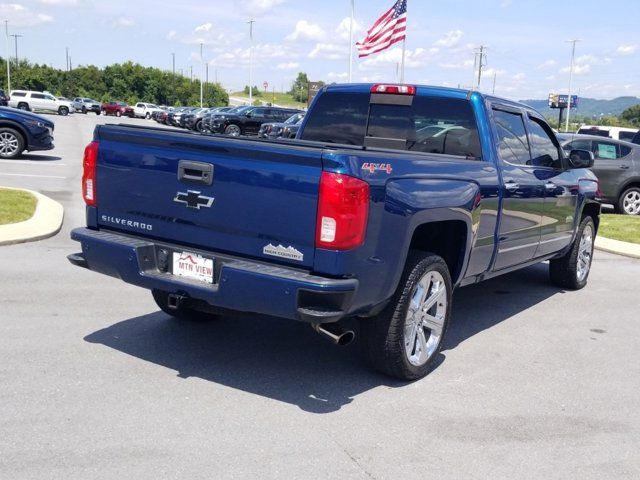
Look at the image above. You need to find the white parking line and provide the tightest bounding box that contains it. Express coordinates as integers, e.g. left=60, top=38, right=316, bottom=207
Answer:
left=0, top=173, right=66, bottom=179
left=3, top=161, right=67, bottom=166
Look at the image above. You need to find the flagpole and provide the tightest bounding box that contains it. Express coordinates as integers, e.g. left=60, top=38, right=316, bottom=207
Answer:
left=400, top=38, right=406, bottom=83
left=348, top=0, right=354, bottom=83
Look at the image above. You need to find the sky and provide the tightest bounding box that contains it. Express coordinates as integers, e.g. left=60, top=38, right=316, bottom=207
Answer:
left=1, top=0, right=638, bottom=100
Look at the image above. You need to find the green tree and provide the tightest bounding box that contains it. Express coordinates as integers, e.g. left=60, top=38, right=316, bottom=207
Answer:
left=243, top=85, right=262, bottom=96
left=621, top=104, right=640, bottom=126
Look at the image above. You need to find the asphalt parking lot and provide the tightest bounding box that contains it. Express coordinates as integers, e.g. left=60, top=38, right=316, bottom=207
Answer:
left=1, top=113, right=639, bottom=479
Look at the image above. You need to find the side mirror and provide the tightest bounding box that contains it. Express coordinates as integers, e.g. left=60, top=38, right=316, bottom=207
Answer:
left=245, top=112, right=252, bottom=117
left=568, top=149, right=595, bottom=169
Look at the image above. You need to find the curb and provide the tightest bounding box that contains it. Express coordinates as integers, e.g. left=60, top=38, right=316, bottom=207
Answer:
left=0, top=187, right=64, bottom=246
left=595, top=236, right=640, bottom=260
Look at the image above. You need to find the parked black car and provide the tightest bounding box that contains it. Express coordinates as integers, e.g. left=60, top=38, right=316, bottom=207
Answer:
left=0, top=89, right=9, bottom=107
left=201, top=106, right=235, bottom=132
left=559, top=133, right=640, bottom=215
left=210, top=106, right=303, bottom=136
left=0, top=106, right=54, bottom=158
left=258, top=112, right=305, bottom=139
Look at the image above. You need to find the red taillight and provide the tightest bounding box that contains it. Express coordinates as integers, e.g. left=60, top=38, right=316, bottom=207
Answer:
left=371, top=84, right=416, bottom=95
left=82, top=141, right=99, bottom=206
left=316, top=172, right=369, bottom=250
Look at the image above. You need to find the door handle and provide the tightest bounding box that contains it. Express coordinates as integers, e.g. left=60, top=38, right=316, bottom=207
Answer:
left=504, top=180, right=519, bottom=192
left=545, top=182, right=557, bottom=191
left=177, top=160, right=213, bottom=186
left=619, top=165, right=630, bottom=170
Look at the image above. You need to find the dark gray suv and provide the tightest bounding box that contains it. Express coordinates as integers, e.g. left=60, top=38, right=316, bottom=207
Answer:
left=560, top=133, right=640, bottom=215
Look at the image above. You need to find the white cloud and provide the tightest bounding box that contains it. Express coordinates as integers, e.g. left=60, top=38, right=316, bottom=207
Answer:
left=360, top=47, right=437, bottom=69
left=617, top=44, right=637, bottom=56
left=112, top=16, right=135, bottom=28
left=327, top=72, right=348, bottom=80
left=309, top=42, right=347, bottom=60
left=537, top=59, right=557, bottom=69
left=212, top=43, right=293, bottom=68
left=286, top=20, right=325, bottom=42
left=484, top=68, right=506, bottom=77
left=439, top=59, right=474, bottom=69
left=500, top=0, right=512, bottom=6
left=195, top=23, right=212, bottom=33
left=513, top=73, right=526, bottom=80
left=277, top=62, right=299, bottom=70
left=167, top=30, right=177, bottom=40
left=0, top=4, right=53, bottom=26
left=434, top=30, right=463, bottom=48
left=560, top=64, right=591, bottom=75
left=39, top=0, right=82, bottom=4
left=336, top=17, right=363, bottom=41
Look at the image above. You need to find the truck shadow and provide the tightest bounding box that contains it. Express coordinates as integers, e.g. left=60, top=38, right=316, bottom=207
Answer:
left=84, top=263, right=560, bottom=413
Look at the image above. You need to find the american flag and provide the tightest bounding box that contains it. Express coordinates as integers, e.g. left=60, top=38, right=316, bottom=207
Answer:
left=356, top=0, right=407, bottom=58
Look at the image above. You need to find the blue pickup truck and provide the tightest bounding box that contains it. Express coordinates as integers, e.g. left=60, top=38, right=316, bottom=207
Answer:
left=68, top=84, right=600, bottom=380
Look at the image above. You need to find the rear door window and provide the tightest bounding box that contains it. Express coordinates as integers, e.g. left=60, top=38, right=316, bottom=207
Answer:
left=593, top=140, right=620, bottom=159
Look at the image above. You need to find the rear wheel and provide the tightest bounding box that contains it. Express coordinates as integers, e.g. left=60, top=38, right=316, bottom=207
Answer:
left=360, top=251, right=452, bottom=380
left=17, top=102, right=29, bottom=111
left=58, top=106, right=69, bottom=116
left=224, top=124, right=242, bottom=136
left=145, top=112, right=151, bottom=119
left=195, top=120, right=204, bottom=133
left=618, top=187, right=640, bottom=215
left=151, top=289, right=220, bottom=322
left=549, top=216, right=595, bottom=290
left=0, top=128, right=25, bottom=159
left=81, top=106, right=87, bottom=114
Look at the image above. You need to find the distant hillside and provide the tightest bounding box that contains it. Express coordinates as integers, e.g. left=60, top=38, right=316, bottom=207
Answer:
left=520, top=96, right=640, bottom=118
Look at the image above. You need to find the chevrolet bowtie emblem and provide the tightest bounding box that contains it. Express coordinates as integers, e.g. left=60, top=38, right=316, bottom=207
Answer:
left=173, top=190, right=214, bottom=209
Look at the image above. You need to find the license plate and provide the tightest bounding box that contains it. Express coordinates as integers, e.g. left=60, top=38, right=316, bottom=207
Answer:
left=172, top=251, right=214, bottom=284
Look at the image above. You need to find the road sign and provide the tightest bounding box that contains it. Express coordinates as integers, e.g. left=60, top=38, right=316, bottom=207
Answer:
left=263, top=81, right=268, bottom=90
left=549, top=93, right=578, bottom=109
left=307, top=81, right=323, bottom=106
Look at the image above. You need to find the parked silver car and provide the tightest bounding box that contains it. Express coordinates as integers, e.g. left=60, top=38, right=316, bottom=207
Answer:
left=559, top=133, right=640, bottom=214
left=73, top=97, right=101, bottom=114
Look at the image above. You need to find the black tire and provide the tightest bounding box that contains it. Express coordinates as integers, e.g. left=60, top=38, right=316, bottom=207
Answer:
left=17, top=102, right=29, bottom=111
left=145, top=112, right=151, bottom=119
left=151, top=289, right=220, bottom=322
left=195, top=120, right=204, bottom=133
left=58, top=106, right=69, bottom=116
left=224, top=123, right=242, bottom=136
left=0, top=127, right=25, bottom=159
left=549, top=216, right=595, bottom=290
left=617, top=187, right=640, bottom=215
left=360, top=251, right=452, bottom=381
left=95, top=110, right=101, bottom=115
left=81, top=106, right=87, bottom=114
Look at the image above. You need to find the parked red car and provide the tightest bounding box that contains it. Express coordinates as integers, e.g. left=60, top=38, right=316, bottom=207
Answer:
left=101, top=101, right=134, bottom=117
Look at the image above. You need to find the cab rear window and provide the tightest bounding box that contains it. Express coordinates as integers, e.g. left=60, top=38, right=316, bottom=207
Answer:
left=301, top=91, right=481, bottom=159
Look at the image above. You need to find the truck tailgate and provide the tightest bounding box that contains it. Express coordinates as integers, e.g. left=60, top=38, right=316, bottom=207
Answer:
left=94, top=125, right=323, bottom=268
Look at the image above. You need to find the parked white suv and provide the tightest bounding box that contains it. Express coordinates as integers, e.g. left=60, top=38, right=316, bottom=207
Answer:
left=133, top=102, right=162, bottom=119
left=9, top=90, right=75, bottom=116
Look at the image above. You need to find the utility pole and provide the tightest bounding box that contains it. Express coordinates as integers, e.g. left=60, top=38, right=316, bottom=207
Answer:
left=65, top=47, right=69, bottom=72
left=10, top=34, right=21, bottom=67
left=348, top=0, right=354, bottom=83
left=4, top=20, right=10, bottom=92
left=190, top=65, right=193, bottom=82
left=199, top=42, right=204, bottom=107
left=474, top=45, right=487, bottom=90
left=172, top=52, right=175, bottom=75
left=248, top=19, right=254, bottom=103
left=565, top=39, right=580, bottom=133
left=492, top=71, right=497, bottom=95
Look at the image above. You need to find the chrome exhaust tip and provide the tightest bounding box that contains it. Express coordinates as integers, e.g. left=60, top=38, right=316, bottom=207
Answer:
left=312, top=322, right=355, bottom=347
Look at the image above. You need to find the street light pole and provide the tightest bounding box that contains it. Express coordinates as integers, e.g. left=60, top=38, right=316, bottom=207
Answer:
left=248, top=19, right=254, bottom=104
left=199, top=43, right=204, bottom=107
left=565, top=39, right=580, bottom=133
left=66, top=46, right=69, bottom=72
left=11, top=34, right=22, bottom=67
left=172, top=52, right=175, bottom=75
left=4, top=20, right=10, bottom=92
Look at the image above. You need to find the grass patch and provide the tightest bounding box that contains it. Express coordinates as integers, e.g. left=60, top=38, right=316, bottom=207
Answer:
left=0, top=188, right=37, bottom=225
left=598, top=214, right=640, bottom=244
left=231, top=91, right=306, bottom=109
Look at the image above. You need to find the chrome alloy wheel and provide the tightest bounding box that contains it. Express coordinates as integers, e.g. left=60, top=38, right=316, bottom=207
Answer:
left=404, top=270, right=447, bottom=366
left=622, top=190, right=640, bottom=215
left=576, top=223, right=594, bottom=283
left=225, top=124, right=241, bottom=136
left=0, top=132, right=20, bottom=157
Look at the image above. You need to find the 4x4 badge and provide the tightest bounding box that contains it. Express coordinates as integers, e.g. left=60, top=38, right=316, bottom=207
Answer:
left=173, top=190, right=214, bottom=209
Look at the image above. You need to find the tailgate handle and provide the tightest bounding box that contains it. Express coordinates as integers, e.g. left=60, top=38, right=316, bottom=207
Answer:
left=178, top=160, right=213, bottom=186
